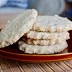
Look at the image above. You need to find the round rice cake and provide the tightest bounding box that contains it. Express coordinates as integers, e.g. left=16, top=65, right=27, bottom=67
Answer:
left=18, top=41, right=68, bottom=54
left=26, top=31, right=70, bottom=40
left=32, top=15, right=72, bottom=32
left=22, top=38, right=67, bottom=45
left=0, top=9, right=38, bottom=48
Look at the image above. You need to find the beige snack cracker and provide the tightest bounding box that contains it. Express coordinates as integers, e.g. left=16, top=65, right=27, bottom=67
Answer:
left=26, top=31, right=70, bottom=40
left=18, top=41, right=68, bottom=54
left=32, top=15, right=72, bottom=32
left=22, top=38, right=67, bottom=45
left=0, top=9, right=37, bottom=48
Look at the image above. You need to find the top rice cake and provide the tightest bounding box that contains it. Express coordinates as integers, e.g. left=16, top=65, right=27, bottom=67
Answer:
left=32, top=15, right=72, bottom=32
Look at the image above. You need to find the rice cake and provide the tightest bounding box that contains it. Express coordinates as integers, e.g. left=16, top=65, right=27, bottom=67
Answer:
left=32, top=15, right=72, bottom=32
left=22, top=38, right=67, bottom=45
left=0, top=9, right=37, bottom=48
left=18, top=41, right=68, bottom=54
left=26, top=31, right=70, bottom=40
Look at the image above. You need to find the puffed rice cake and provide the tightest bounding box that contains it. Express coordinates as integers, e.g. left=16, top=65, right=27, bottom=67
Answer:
left=18, top=41, right=68, bottom=54
left=0, top=9, right=38, bottom=48
left=22, top=37, right=68, bottom=45
left=32, top=15, right=72, bottom=32
left=26, top=31, right=70, bottom=40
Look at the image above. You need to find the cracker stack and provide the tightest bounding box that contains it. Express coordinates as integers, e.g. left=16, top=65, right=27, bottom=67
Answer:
left=0, top=9, right=72, bottom=54
left=19, top=15, right=72, bottom=54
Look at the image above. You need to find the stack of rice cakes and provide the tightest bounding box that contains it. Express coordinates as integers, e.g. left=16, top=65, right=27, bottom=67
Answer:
left=19, top=15, right=72, bottom=54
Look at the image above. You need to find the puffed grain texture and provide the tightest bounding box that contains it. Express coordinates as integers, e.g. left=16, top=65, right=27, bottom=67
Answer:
left=0, top=9, right=38, bottom=48
left=22, top=38, right=67, bottom=45
left=32, top=15, right=72, bottom=32
left=18, top=41, right=68, bottom=54
left=26, top=31, right=70, bottom=40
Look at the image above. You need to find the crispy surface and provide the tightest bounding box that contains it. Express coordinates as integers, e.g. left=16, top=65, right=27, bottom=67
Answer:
left=32, top=15, right=72, bottom=32
left=26, top=31, right=70, bottom=40
left=18, top=41, right=68, bottom=54
left=22, top=38, right=67, bottom=46
left=0, top=9, right=37, bottom=48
